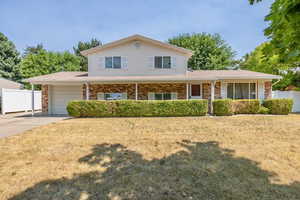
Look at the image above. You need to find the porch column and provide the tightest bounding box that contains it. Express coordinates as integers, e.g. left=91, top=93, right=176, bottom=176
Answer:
left=210, top=81, right=216, bottom=114
left=85, top=83, right=89, bottom=100
left=186, top=83, right=189, bottom=100
left=135, top=83, right=138, bottom=100
left=31, top=84, right=34, bottom=116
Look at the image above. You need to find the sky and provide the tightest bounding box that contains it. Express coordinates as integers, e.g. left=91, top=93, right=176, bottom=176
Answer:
left=0, top=0, right=273, bottom=58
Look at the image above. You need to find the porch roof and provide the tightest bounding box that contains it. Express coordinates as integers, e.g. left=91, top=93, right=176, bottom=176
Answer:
left=23, top=70, right=282, bottom=84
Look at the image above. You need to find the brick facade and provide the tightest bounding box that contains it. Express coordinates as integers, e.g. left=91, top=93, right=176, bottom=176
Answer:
left=138, top=83, right=186, bottom=100
left=84, top=83, right=187, bottom=100
left=202, top=82, right=221, bottom=99
left=264, top=81, right=272, bottom=99
left=86, top=84, right=136, bottom=100
left=41, top=85, right=48, bottom=112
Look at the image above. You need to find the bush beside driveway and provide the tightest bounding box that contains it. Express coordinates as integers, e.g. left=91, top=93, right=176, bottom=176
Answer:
left=1, top=115, right=300, bottom=199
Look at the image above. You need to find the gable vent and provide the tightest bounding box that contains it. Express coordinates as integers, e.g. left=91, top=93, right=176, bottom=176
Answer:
left=133, top=41, right=141, bottom=49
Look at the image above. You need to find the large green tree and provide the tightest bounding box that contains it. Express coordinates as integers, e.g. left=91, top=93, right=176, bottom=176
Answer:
left=23, top=43, right=45, bottom=57
left=168, top=33, right=235, bottom=70
left=241, top=42, right=299, bottom=90
left=240, top=42, right=289, bottom=74
left=249, top=0, right=300, bottom=63
left=73, top=38, right=102, bottom=71
left=0, top=32, right=21, bottom=80
left=19, top=49, right=81, bottom=80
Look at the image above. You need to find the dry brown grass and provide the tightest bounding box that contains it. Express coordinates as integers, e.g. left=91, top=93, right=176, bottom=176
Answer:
left=1, top=115, right=300, bottom=199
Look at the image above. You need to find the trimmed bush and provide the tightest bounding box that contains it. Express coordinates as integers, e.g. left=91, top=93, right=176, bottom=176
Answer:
left=213, top=99, right=233, bottom=116
left=67, top=100, right=208, bottom=117
left=263, top=99, right=293, bottom=115
left=258, top=106, right=270, bottom=114
left=232, top=100, right=260, bottom=114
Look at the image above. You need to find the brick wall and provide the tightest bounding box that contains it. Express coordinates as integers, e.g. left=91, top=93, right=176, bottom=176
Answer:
left=138, top=83, right=187, bottom=100
left=87, top=84, right=136, bottom=100
left=85, top=83, right=187, bottom=100
left=202, top=82, right=221, bottom=99
left=264, top=81, right=272, bottom=99
left=41, top=85, right=48, bottom=112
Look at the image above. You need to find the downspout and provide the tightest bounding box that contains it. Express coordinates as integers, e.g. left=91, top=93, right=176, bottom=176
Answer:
left=272, top=79, right=281, bottom=87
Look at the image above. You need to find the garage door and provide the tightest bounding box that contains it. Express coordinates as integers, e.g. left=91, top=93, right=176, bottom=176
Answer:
left=51, top=85, right=82, bottom=114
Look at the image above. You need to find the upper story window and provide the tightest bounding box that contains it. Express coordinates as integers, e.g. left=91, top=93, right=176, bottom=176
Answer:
left=105, top=56, right=121, bottom=69
left=154, top=56, right=171, bottom=69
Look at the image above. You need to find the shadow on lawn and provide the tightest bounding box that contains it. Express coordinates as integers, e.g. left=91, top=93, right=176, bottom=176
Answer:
left=10, top=141, right=300, bottom=200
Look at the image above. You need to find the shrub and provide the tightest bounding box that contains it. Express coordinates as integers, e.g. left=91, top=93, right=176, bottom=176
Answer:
left=263, top=99, right=293, bottom=115
left=67, top=101, right=116, bottom=117
left=213, top=99, right=233, bottom=116
left=67, top=100, right=208, bottom=117
left=232, top=100, right=260, bottom=114
left=258, top=106, right=270, bottom=114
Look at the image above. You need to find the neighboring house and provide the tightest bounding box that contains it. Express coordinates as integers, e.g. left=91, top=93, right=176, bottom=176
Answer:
left=24, top=35, right=281, bottom=115
left=0, top=78, right=23, bottom=97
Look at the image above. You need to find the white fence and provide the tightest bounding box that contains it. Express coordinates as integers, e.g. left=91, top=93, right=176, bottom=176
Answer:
left=1, top=88, right=42, bottom=114
left=272, top=90, right=300, bottom=112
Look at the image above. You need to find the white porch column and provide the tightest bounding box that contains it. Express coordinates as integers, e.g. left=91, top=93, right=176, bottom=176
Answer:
left=210, top=81, right=216, bottom=114
left=135, top=83, right=138, bottom=100
left=186, top=83, right=189, bottom=100
left=31, top=84, right=34, bottom=116
left=85, top=83, right=89, bottom=100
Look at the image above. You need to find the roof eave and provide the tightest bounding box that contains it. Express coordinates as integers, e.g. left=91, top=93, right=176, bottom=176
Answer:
left=80, top=34, right=193, bottom=57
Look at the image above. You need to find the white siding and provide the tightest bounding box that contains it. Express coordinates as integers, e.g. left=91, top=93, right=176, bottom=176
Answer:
left=50, top=85, right=82, bottom=115
left=221, top=82, right=227, bottom=99
left=258, top=81, right=265, bottom=100
left=88, top=41, right=188, bottom=76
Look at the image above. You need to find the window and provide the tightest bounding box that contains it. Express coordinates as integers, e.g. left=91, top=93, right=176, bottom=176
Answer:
left=105, top=56, right=121, bottom=69
left=103, top=93, right=127, bottom=100
left=154, top=93, right=172, bottom=100
left=191, top=84, right=201, bottom=96
left=227, top=83, right=256, bottom=99
left=155, top=56, right=171, bottom=69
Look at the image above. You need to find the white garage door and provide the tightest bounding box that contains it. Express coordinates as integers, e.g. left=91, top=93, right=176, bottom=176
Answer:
left=51, top=85, right=82, bottom=114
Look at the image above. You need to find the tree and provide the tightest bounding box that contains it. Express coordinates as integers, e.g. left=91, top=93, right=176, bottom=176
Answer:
left=240, top=42, right=290, bottom=74
left=0, top=32, right=21, bottom=80
left=168, top=33, right=235, bottom=70
left=19, top=49, right=81, bottom=80
left=241, top=42, right=299, bottom=90
left=249, top=0, right=300, bottom=63
left=73, top=38, right=102, bottom=71
left=23, top=43, right=45, bottom=57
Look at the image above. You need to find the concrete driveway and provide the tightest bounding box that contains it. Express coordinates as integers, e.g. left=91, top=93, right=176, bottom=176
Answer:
left=0, top=112, right=69, bottom=138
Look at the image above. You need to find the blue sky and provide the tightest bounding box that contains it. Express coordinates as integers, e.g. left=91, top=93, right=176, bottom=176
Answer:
left=0, top=0, right=273, bottom=58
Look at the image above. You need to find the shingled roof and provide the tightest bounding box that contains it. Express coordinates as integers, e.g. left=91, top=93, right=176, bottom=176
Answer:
left=24, top=70, right=281, bottom=84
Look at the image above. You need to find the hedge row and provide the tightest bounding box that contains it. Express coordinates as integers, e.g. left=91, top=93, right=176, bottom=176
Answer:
left=263, top=99, right=294, bottom=115
left=67, top=100, right=208, bottom=117
left=213, top=99, right=293, bottom=116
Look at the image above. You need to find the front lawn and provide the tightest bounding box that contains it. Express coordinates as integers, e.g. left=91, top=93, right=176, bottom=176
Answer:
left=1, top=115, right=300, bottom=199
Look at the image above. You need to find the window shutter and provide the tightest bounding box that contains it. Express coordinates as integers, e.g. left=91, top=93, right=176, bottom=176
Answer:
left=99, top=57, right=105, bottom=69
left=97, top=92, right=105, bottom=100
left=122, top=93, right=128, bottom=100
left=171, top=57, right=176, bottom=68
left=221, top=82, right=227, bottom=99
left=148, top=92, right=155, bottom=100
left=122, top=57, right=128, bottom=69
left=148, top=57, right=154, bottom=68
left=171, top=92, right=178, bottom=100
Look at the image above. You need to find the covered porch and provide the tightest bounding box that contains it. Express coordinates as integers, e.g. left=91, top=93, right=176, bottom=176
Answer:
left=38, top=80, right=271, bottom=115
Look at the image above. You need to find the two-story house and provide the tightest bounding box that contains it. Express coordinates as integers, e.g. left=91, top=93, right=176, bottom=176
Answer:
left=25, top=35, right=281, bottom=115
